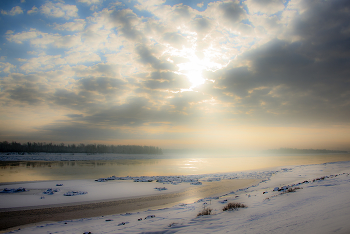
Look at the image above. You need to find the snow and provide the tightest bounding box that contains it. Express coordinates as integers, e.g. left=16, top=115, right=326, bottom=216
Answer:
left=1, top=161, right=350, bottom=234
left=0, top=179, right=191, bottom=209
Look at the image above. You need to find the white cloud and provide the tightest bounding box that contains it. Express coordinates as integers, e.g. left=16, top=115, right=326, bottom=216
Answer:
left=65, top=52, right=101, bottom=64
left=54, top=19, right=86, bottom=31
left=0, top=62, right=16, bottom=73
left=197, top=2, right=204, bottom=8
left=90, top=5, right=98, bottom=11
left=54, top=34, right=82, bottom=48
left=20, top=54, right=66, bottom=72
left=10, top=6, right=23, bottom=15
left=1, top=6, right=23, bottom=16
left=40, top=1, right=78, bottom=19
left=21, top=0, right=26, bottom=3
left=27, top=6, right=38, bottom=14
left=6, top=29, right=62, bottom=48
left=6, top=28, right=82, bottom=49
left=77, top=0, right=103, bottom=5
left=6, top=28, right=39, bottom=44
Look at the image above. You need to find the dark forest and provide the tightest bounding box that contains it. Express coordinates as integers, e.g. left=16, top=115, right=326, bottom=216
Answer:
left=0, top=141, right=163, bottom=154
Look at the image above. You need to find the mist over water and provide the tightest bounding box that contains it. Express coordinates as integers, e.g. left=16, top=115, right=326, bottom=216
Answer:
left=1, top=153, right=350, bottom=183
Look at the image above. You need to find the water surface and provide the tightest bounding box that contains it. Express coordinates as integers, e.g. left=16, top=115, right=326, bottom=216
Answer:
left=1, top=153, right=349, bottom=183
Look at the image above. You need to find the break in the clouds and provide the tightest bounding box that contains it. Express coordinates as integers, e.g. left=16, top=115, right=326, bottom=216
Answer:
left=0, top=0, right=350, bottom=150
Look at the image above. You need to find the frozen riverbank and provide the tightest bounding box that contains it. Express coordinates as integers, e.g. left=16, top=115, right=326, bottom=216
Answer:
left=2, top=153, right=350, bottom=183
left=1, top=161, right=350, bottom=233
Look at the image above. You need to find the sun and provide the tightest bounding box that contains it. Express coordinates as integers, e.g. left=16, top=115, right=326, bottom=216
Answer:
left=177, top=60, right=206, bottom=89
left=165, top=43, right=228, bottom=91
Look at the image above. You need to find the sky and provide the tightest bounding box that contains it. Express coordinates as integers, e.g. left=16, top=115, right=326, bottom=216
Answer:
left=0, top=0, right=349, bottom=151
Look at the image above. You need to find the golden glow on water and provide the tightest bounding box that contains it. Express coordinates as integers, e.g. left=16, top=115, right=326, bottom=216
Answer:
left=0, top=154, right=349, bottom=183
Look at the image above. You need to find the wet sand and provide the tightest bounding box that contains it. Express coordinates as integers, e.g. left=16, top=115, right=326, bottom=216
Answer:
left=0, top=179, right=258, bottom=232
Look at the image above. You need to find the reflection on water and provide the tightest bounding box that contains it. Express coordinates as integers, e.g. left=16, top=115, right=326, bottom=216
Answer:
left=0, top=154, right=350, bottom=183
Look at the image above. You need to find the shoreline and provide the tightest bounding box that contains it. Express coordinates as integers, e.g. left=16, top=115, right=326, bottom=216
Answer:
left=0, top=179, right=258, bottom=232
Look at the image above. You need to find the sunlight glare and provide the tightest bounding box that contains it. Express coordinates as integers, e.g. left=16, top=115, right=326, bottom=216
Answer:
left=165, top=43, right=227, bottom=91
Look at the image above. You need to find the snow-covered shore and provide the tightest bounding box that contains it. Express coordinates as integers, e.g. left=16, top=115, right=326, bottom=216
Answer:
left=1, top=161, right=350, bottom=234
left=0, top=169, right=271, bottom=210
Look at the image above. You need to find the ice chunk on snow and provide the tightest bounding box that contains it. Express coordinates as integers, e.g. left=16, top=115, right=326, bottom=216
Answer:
left=154, top=187, right=168, bottom=191
left=191, top=181, right=202, bottom=185
left=0, top=187, right=26, bottom=193
left=63, top=191, right=88, bottom=196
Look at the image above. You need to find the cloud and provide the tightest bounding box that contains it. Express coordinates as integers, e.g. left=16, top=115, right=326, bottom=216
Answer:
left=246, top=0, right=285, bottom=15
left=27, top=6, right=38, bottom=14
left=110, top=9, right=144, bottom=41
left=66, top=114, right=83, bottom=118
left=54, top=19, right=86, bottom=31
left=35, top=122, right=126, bottom=142
left=1, top=73, right=51, bottom=105
left=77, top=0, right=103, bottom=5
left=212, top=8, right=350, bottom=124
left=6, top=28, right=39, bottom=44
left=6, top=28, right=68, bottom=49
left=7, top=84, right=46, bottom=105
left=0, top=62, right=16, bottom=73
left=162, top=32, right=188, bottom=49
left=1, top=6, right=23, bottom=16
left=1, top=0, right=350, bottom=150
left=40, top=1, right=78, bottom=19
left=136, top=44, right=176, bottom=71
left=78, top=77, right=126, bottom=95
left=142, top=71, right=190, bottom=91
left=219, top=1, right=246, bottom=23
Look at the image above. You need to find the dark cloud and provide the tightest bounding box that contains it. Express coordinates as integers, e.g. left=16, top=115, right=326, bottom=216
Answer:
left=192, top=17, right=211, bottom=33
left=163, top=32, right=188, bottom=49
left=168, top=91, right=206, bottom=112
left=219, top=2, right=246, bottom=23
left=211, top=0, right=350, bottom=124
left=52, top=88, right=93, bottom=109
left=143, top=71, right=191, bottom=90
left=79, top=77, right=126, bottom=94
left=9, top=73, right=39, bottom=82
left=93, top=64, right=118, bottom=77
left=110, top=9, right=144, bottom=41
left=1, top=73, right=49, bottom=105
left=35, top=122, right=128, bottom=142
left=66, top=114, right=84, bottom=119
left=136, top=44, right=176, bottom=70
left=79, top=96, right=186, bottom=127
left=173, top=4, right=192, bottom=18
left=2, top=0, right=350, bottom=149
left=7, top=83, right=46, bottom=105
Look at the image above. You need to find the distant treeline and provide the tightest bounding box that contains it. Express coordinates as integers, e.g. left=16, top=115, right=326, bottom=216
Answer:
left=0, top=141, right=163, bottom=154
left=265, top=148, right=348, bottom=154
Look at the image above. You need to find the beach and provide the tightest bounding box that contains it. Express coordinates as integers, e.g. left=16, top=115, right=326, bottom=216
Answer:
left=0, top=179, right=258, bottom=231
left=0, top=161, right=350, bottom=233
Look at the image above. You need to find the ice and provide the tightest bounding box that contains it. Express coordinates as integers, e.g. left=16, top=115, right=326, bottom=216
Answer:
left=42, top=188, right=60, bottom=195
left=154, top=187, right=167, bottom=191
left=190, top=181, right=202, bottom=185
left=0, top=187, right=26, bottom=193
left=63, top=191, right=88, bottom=196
